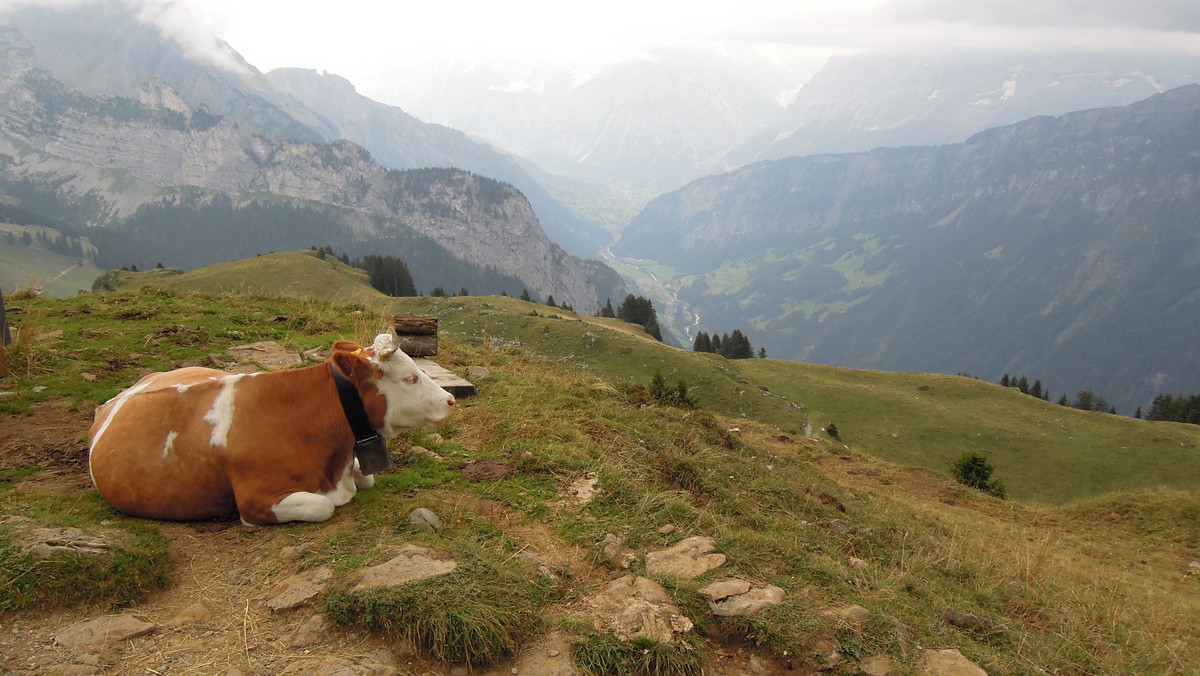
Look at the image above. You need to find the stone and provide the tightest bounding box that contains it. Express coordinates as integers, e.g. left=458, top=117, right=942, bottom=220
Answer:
left=859, top=654, right=892, bottom=676
left=849, top=557, right=869, bottom=569
left=55, top=615, right=156, bottom=648
left=263, top=566, right=333, bottom=611
left=829, top=604, right=871, bottom=626
left=354, top=544, right=457, bottom=590
left=565, top=473, right=599, bottom=506
left=582, top=575, right=693, bottom=644
left=507, top=633, right=580, bottom=676
left=645, top=536, right=726, bottom=579
left=408, top=507, right=442, bottom=529
left=465, top=366, right=492, bottom=379
left=168, top=602, right=215, bottom=627
left=290, top=614, right=331, bottom=648
left=658, top=524, right=677, bottom=536
left=917, top=648, right=988, bottom=676
left=942, top=607, right=1010, bottom=638
left=602, top=533, right=639, bottom=569
left=700, top=580, right=785, bottom=617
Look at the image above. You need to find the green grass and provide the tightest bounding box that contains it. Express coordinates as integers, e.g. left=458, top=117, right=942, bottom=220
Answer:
left=0, top=490, right=170, bottom=611
left=0, top=251, right=1196, bottom=673
left=0, top=224, right=104, bottom=298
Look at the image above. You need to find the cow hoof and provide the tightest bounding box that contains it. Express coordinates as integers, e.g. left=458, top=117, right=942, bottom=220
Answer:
left=271, top=492, right=337, bottom=523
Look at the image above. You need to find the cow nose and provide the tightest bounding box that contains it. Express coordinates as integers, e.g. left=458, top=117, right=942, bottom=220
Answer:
left=447, top=396, right=456, bottom=410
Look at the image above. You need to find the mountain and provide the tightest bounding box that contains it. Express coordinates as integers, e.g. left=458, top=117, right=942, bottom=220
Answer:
left=3, top=0, right=623, bottom=276
left=382, top=46, right=815, bottom=193
left=264, top=68, right=612, bottom=260
left=4, top=0, right=332, bottom=143
left=0, top=27, right=600, bottom=312
left=726, top=51, right=1200, bottom=165
left=614, top=85, right=1200, bottom=414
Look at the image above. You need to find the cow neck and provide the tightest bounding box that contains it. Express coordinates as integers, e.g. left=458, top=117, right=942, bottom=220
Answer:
left=330, top=363, right=393, bottom=475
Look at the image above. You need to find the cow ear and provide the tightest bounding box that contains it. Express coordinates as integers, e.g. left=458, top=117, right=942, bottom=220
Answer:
left=332, top=349, right=373, bottom=381
left=332, top=340, right=363, bottom=354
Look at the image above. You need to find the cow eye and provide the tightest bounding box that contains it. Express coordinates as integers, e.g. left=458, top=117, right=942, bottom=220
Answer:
left=403, top=374, right=419, bottom=384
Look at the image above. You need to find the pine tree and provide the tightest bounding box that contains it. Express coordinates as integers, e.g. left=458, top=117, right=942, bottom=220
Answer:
left=599, top=298, right=615, bottom=318
left=519, top=289, right=532, bottom=302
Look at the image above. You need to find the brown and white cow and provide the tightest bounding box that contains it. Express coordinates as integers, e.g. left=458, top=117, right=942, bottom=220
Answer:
left=87, top=333, right=456, bottom=525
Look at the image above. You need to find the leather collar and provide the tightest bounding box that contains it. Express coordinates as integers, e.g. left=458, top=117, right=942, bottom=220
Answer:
left=332, top=365, right=393, bottom=475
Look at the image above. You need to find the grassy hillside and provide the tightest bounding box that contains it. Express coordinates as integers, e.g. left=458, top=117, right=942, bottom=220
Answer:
left=0, top=223, right=103, bottom=297
left=1, top=252, right=1195, bottom=674
left=89, top=250, right=1200, bottom=504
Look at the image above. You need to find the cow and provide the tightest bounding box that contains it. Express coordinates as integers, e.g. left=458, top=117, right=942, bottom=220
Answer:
left=87, top=332, right=456, bottom=525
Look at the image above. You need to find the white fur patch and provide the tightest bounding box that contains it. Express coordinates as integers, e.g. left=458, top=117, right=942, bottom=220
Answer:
left=203, top=374, right=245, bottom=448
left=324, top=460, right=360, bottom=507
left=162, top=430, right=178, bottom=459
left=271, top=491, right=336, bottom=523
left=90, top=379, right=154, bottom=453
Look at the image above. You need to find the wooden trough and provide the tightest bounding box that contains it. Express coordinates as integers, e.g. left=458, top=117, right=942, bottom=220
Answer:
left=394, top=315, right=477, bottom=397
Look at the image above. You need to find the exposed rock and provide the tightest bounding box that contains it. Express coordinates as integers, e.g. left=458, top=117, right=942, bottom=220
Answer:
left=859, top=654, right=892, bottom=676
left=602, top=533, right=639, bottom=570
left=226, top=341, right=301, bottom=370
left=565, top=472, right=599, bottom=506
left=55, top=615, right=155, bottom=648
left=849, top=557, right=869, bottom=569
left=943, top=607, right=1010, bottom=638
left=465, top=366, right=492, bottom=379
left=645, top=536, right=725, bottom=579
left=2, top=515, right=123, bottom=558
left=262, top=566, right=333, bottom=611
left=917, top=648, right=988, bottom=676
left=290, top=614, right=331, bottom=648
left=167, top=602, right=215, bottom=627
left=699, top=579, right=785, bottom=617
left=658, top=523, right=677, bottom=536
left=582, top=575, right=694, bottom=644
left=407, top=507, right=442, bottom=530
left=354, top=544, right=457, bottom=590
left=507, top=633, right=579, bottom=676
left=406, top=446, right=444, bottom=462
left=828, top=604, right=872, bottom=626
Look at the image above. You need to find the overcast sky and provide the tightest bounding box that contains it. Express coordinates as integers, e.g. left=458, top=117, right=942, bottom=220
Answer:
left=6, top=0, right=1200, bottom=101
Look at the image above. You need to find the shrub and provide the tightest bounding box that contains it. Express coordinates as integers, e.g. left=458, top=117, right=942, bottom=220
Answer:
left=951, top=452, right=1007, bottom=499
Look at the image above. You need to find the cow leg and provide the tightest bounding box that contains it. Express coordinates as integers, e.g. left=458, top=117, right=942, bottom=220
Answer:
left=266, top=491, right=337, bottom=524
left=352, top=457, right=375, bottom=490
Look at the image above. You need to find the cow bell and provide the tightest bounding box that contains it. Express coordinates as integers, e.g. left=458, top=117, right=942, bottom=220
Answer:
left=354, top=435, right=393, bottom=475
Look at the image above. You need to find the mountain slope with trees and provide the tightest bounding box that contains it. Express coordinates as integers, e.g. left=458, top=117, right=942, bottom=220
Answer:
left=616, top=85, right=1200, bottom=414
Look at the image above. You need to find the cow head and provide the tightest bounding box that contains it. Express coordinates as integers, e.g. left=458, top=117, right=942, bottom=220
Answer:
left=332, top=333, right=456, bottom=437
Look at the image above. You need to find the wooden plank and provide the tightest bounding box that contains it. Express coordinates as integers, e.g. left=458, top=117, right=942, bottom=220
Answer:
left=395, top=334, right=438, bottom=357
left=394, top=315, right=438, bottom=336
left=415, top=358, right=477, bottom=398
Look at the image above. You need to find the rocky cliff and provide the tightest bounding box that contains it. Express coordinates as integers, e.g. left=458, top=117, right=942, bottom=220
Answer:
left=0, top=28, right=597, bottom=313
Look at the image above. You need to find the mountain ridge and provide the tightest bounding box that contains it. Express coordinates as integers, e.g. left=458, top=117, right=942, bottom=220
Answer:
left=615, top=85, right=1200, bottom=414
left=0, top=27, right=599, bottom=312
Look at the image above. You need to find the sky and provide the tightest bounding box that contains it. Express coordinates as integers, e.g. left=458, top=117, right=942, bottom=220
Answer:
left=5, top=0, right=1200, bottom=103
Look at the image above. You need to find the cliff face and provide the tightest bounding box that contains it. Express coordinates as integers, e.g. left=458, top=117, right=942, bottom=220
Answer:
left=0, top=28, right=596, bottom=313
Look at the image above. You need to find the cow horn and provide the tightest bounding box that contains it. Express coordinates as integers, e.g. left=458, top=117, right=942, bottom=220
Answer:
left=374, top=332, right=398, bottom=359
